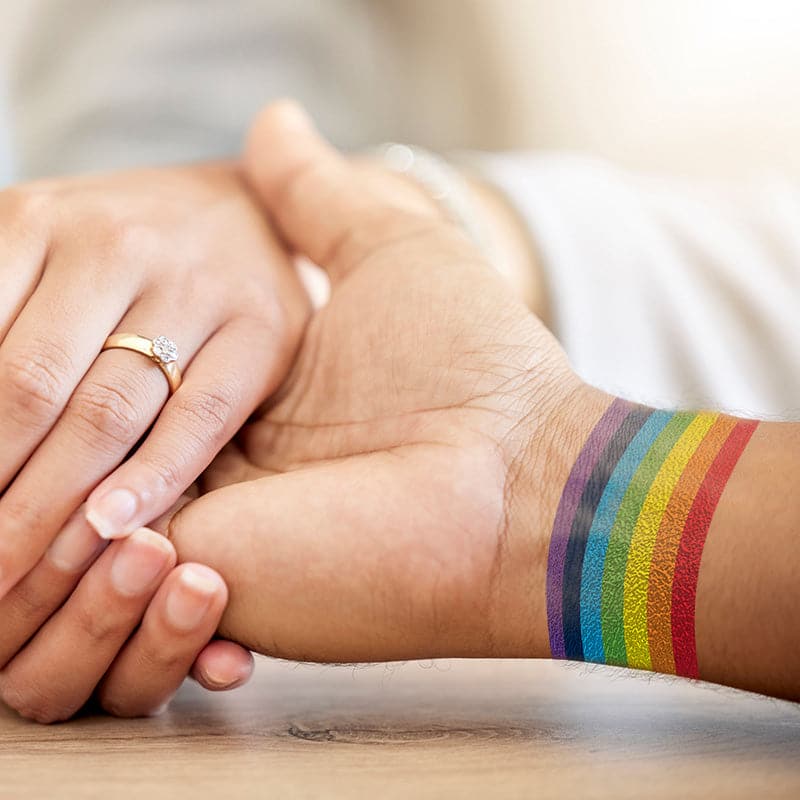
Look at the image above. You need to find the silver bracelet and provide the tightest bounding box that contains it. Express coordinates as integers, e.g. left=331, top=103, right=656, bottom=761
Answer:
left=379, top=142, right=490, bottom=257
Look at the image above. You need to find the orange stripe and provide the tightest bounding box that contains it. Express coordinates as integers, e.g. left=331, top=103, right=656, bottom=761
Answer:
left=646, top=415, right=737, bottom=673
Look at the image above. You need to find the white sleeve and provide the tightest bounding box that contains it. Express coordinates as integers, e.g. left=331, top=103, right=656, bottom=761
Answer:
left=473, top=153, right=800, bottom=420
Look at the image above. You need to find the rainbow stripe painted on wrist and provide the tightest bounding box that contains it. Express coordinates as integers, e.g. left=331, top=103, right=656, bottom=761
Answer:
left=546, top=398, right=757, bottom=678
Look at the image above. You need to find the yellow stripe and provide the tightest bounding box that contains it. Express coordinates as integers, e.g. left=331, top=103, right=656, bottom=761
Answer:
left=622, top=412, right=718, bottom=669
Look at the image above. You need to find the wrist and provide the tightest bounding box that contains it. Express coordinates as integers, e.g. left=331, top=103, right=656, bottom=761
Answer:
left=488, top=377, right=614, bottom=658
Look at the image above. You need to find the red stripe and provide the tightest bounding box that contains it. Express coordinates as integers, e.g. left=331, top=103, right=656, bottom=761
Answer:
left=671, top=420, right=758, bottom=678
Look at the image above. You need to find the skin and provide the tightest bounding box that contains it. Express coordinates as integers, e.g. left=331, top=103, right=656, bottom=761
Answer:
left=0, top=163, right=312, bottom=720
left=160, top=103, right=597, bottom=664
left=0, top=162, right=308, bottom=573
left=0, top=529, right=226, bottom=722
left=4, top=103, right=798, bottom=720
left=160, top=103, right=798, bottom=701
left=0, top=113, right=547, bottom=723
left=0, top=495, right=254, bottom=722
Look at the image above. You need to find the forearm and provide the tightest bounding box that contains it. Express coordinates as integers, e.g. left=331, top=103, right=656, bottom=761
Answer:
left=697, top=421, right=800, bottom=697
left=464, top=154, right=800, bottom=697
left=498, top=387, right=800, bottom=700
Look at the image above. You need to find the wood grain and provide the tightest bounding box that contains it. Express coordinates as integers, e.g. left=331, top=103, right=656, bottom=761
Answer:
left=1, top=658, right=798, bottom=799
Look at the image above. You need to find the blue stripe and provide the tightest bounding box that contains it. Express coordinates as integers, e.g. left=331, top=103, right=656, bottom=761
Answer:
left=562, top=406, right=651, bottom=660
left=579, top=410, right=672, bottom=662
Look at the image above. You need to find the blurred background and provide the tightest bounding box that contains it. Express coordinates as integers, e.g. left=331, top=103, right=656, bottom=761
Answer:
left=2, top=0, right=800, bottom=184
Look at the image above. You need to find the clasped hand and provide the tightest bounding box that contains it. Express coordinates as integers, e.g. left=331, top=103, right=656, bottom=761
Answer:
left=0, top=103, right=584, bottom=722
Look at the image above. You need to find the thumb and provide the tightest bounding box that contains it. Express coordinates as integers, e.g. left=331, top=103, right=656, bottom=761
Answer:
left=166, top=453, right=487, bottom=663
left=166, top=460, right=405, bottom=662
left=243, top=100, right=436, bottom=285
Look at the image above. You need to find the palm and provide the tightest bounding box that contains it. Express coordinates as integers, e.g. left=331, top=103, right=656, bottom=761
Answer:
left=249, top=259, right=538, bottom=467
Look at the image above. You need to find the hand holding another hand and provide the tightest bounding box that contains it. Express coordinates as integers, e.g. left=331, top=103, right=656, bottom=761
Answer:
left=167, top=104, right=600, bottom=664
left=0, top=102, right=600, bottom=722
left=3, top=103, right=792, bottom=720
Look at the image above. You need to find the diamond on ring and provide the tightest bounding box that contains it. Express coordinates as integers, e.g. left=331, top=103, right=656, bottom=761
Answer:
left=152, top=335, right=179, bottom=365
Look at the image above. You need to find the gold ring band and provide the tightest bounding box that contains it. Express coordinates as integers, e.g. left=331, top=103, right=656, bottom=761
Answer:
left=102, top=333, right=183, bottom=394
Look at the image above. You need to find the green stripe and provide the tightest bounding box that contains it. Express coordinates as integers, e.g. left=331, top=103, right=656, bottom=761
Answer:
left=599, top=411, right=696, bottom=665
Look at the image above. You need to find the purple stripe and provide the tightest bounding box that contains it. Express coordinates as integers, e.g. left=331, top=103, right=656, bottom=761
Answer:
left=546, top=398, right=633, bottom=658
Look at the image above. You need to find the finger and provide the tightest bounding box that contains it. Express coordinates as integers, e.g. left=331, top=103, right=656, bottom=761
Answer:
left=0, top=297, right=211, bottom=598
left=124, top=499, right=255, bottom=697
left=0, top=262, right=130, bottom=491
left=0, top=509, right=106, bottom=669
left=85, top=317, right=282, bottom=539
left=0, top=493, right=191, bottom=670
left=190, top=640, right=255, bottom=692
left=97, top=563, right=229, bottom=717
left=0, top=189, right=49, bottom=343
left=244, top=101, right=437, bottom=285
left=0, top=529, right=175, bottom=724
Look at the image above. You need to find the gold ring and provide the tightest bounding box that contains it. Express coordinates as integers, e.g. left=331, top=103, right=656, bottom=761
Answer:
left=102, top=334, right=183, bottom=394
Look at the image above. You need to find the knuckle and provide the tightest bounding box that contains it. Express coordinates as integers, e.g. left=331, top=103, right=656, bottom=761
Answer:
left=135, top=639, right=187, bottom=675
left=98, top=647, right=185, bottom=717
left=69, top=377, right=144, bottom=450
left=0, top=680, right=70, bottom=724
left=0, top=495, right=46, bottom=539
left=0, top=489, right=48, bottom=532
left=173, top=385, right=238, bottom=440
left=96, top=681, right=144, bottom=719
left=108, top=221, right=162, bottom=263
left=72, top=602, right=131, bottom=644
left=0, top=185, right=49, bottom=225
left=2, top=343, right=71, bottom=424
left=5, top=577, right=46, bottom=624
left=0, top=188, right=25, bottom=222
left=98, top=695, right=137, bottom=719
left=87, top=214, right=162, bottom=265
left=142, top=452, right=186, bottom=494
left=0, top=186, right=26, bottom=215
left=101, top=688, right=169, bottom=719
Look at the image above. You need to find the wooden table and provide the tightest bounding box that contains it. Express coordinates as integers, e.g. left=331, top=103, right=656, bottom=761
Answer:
left=1, top=657, right=798, bottom=799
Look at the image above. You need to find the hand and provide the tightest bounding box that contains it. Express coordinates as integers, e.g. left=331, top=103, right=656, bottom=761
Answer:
left=0, top=163, right=299, bottom=721
left=170, top=106, right=800, bottom=703
left=0, top=501, right=253, bottom=723
left=0, top=162, right=308, bottom=601
left=165, top=103, right=600, bottom=662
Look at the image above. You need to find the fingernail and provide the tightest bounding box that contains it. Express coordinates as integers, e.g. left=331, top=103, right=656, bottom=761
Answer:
left=110, top=529, right=173, bottom=597
left=86, top=489, right=139, bottom=540
left=165, top=565, right=221, bottom=631
left=202, top=656, right=254, bottom=690
left=46, top=507, right=106, bottom=573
